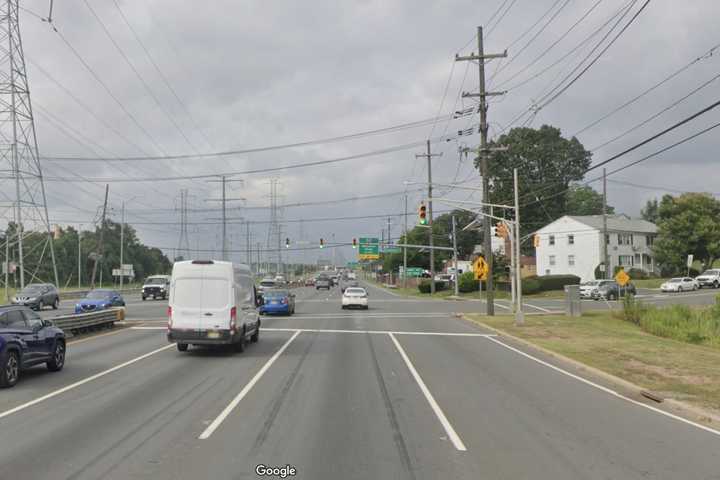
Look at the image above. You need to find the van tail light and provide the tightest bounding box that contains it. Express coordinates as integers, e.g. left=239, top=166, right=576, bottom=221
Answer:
left=230, top=306, right=237, bottom=333
left=167, top=306, right=173, bottom=331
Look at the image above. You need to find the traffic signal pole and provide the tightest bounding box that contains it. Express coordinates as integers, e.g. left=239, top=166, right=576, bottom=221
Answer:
left=416, top=140, right=442, bottom=293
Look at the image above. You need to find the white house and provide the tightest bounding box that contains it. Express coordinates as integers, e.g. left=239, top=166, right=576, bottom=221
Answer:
left=535, top=215, right=657, bottom=282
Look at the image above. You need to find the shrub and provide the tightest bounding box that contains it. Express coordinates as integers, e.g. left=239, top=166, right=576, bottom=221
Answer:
left=458, top=272, right=479, bottom=293
left=521, top=277, right=542, bottom=295
left=627, top=268, right=649, bottom=280
left=535, top=274, right=580, bottom=291
left=418, top=280, right=448, bottom=294
left=622, top=293, right=646, bottom=325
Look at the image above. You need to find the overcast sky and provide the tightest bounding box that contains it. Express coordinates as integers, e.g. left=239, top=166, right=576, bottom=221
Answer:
left=5, top=0, right=720, bottom=266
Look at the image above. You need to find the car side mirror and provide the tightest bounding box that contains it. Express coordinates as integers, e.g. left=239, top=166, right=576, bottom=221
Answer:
left=42, top=319, right=53, bottom=328
left=256, top=295, right=264, bottom=307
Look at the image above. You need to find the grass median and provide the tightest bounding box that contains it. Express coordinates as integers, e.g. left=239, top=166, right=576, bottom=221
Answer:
left=466, top=311, right=720, bottom=415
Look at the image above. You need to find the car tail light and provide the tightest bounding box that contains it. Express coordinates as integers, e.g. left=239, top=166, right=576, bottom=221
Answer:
left=230, top=306, right=237, bottom=332
left=281, top=297, right=288, bottom=304
left=167, top=306, right=173, bottom=331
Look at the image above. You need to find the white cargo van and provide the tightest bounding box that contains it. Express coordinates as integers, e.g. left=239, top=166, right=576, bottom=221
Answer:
left=167, top=260, right=261, bottom=352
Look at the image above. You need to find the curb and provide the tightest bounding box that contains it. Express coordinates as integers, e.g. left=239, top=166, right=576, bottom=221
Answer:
left=459, top=313, right=720, bottom=428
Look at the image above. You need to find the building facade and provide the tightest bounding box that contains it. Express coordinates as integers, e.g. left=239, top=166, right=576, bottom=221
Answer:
left=534, top=215, right=657, bottom=282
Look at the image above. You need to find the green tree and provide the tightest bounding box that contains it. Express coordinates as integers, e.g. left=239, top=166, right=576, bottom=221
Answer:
left=565, top=184, right=614, bottom=215
left=653, top=193, right=720, bottom=273
left=484, top=125, right=592, bottom=244
left=641, top=198, right=659, bottom=223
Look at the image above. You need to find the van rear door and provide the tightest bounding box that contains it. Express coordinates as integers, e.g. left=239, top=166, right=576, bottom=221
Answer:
left=171, top=276, right=203, bottom=330
left=198, top=277, right=231, bottom=330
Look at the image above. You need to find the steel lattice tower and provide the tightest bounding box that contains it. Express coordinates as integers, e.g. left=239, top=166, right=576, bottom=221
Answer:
left=0, top=1, right=58, bottom=288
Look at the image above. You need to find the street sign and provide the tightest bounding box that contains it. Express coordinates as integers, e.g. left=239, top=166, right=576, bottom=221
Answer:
left=687, top=254, right=694, bottom=268
left=403, top=267, right=424, bottom=277
left=473, top=256, right=488, bottom=281
left=358, top=237, right=379, bottom=260
left=615, top=269, right=630, bottom=287
left=383, top=246, right=401, bottom=254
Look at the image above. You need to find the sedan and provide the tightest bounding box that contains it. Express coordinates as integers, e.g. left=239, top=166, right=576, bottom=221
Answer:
left=75, top=289, right=126, bottom=314
left=661, top=277, right=698, bottom=293
left=342, top=287, right=369, bottom=310
left=0, top=305, right=66, bottom=388
left=259, top=289, right=296, bottom=315
left=593, top=281, right=637, bottom=300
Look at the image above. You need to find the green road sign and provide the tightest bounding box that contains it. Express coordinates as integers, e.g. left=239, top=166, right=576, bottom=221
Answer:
left=403, top=267, right=424, bottom=277
left=358, top=237, right=379, bottom=260
left=383, top=246, right=401, bottom=254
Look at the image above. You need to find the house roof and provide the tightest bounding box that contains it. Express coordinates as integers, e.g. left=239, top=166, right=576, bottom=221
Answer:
left=566, top=215, right=657, bottom=234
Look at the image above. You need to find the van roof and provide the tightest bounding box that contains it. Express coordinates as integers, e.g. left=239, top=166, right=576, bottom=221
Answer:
left=172, top=260, right=252, bottom=276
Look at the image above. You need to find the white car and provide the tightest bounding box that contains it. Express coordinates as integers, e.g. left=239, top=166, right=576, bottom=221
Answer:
left=695, top=269, right=720, bottom=289
left=341, top=287, right=368, bottom=310
left=579, top=280, right=615, bottom=299
left=660, top=277, right=698, bottom=293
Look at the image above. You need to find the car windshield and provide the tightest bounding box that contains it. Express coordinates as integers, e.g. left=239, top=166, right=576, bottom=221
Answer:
left=20, top=285, right=44, bottom=294
left=669, top=278, right=682, bottom=283
left=345, top=288, right=366, bottom=295
left=701, top=270, right=720, bottom=275
left=260, top=281, right=276, bottom=287
left=581, top=281, right=599, bottom=287
left=264, top=290, right=288, bottom=298
left=86, top=290, right=112, bottom=299
left=146, top=277, right=165, bottom=284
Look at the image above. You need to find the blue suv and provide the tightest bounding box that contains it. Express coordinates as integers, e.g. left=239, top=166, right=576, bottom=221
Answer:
left=0, top=305, right=66, bottom=388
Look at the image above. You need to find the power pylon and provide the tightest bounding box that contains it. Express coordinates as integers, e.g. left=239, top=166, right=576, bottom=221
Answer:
left=0, top=1, right=59, bottom=288
left=176, top=189, right=190, bottom=260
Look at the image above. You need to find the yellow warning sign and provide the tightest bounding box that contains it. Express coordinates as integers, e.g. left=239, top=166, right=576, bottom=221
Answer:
left=615, top=269, right=630, bottom=287
left=473, top=256, right=489, bottom=281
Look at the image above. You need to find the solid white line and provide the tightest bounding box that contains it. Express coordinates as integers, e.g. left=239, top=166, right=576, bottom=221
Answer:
left=522, top=302, right=554, bottom=313
left=484, top=336, right=720, bottom=438
left=0, top=344, right=174, bottom=420
left=261, top=327, right=496, bottom=337
left=388, top=332, right=467, bottom=451
left=198, top=330, right=302, bottom=440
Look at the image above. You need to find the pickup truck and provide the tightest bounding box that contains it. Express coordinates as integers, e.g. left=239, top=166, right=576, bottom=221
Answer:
left=695, top=269, right=720, bottom=289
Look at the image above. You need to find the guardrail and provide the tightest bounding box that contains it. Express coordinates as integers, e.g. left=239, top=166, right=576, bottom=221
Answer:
left=50, top=308, right=124, bottom=337
left=59, top=288, right=141, bottom=301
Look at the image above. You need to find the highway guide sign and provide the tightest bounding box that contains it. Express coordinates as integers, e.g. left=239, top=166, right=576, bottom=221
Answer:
left=358, top=237, right=379, bottom=260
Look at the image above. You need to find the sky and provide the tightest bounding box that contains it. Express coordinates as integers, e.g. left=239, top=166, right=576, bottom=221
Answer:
left=3, top=0, right=720, bottom=267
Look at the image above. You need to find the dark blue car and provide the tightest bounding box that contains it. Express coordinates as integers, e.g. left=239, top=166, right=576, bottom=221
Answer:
left=0, top=305, right=66, bottom=388
left=259, top=290, right=296, bottom=316
left=75, top=289, right=125, bottom=314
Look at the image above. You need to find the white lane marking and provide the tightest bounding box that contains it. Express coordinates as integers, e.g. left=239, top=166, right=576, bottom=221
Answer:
left=484, top=336, right=720, bottom=438
left=388, top=332, right=467, bottom=451
left=132, top=326, right=497, bottom=337
left=198, top=330, right=302, bottom=440
left=291, top=313, right=449, bottom=318
left=522, top=302, right=554, bottom=313
left=0, top=344, right=174, bottom=420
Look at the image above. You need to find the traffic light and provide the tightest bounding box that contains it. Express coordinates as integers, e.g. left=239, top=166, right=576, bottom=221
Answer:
left=352, top=238, right=357, bottom=248
left=418, top=202, right=427, bottom=225
left=495, top=222, right=509, bottom=238
left=533, top=234, right=540, bottom=248
left=319, top=238, right=324, bottom=248
left=285, top=238, right=290, bottom=248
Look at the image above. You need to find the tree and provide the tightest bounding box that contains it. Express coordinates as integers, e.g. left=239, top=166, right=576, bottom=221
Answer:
left=641, top=198, right=659, bottom=223
left=565, top=184, right=614, bottom=216
left=483, top=125, right=592, bottom=245
left=653, top=193, right=720, bottom=273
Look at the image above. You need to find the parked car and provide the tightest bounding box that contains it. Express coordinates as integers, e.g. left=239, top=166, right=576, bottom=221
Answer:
left=75, top=289, right=125, bottom=314
left=661, top=277, right=698, bottom=293
left=579, top=280, right=615, bottom=299
left=167, top=260, right=261, bottom=352
left=142, top=275, right=170, bottom=301
left=592, top=281, right=637, bottom=300
left=316, top=275, right=331, bottom=290
left=259, top=289, right=296, bottom=315
left=12, top=283, right=60, bottom=311
left=0, top=305, right=66, bottom=388
left=695, top=269, right=720, bottom=289
left=342, top=287, right=369, bottom=310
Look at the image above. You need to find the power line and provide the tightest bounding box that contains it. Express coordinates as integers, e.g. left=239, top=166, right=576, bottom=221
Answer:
left=486, top=0, right=520, bottom=38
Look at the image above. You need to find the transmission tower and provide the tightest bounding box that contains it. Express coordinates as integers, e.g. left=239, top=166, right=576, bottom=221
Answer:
left=265, top=179, right=285, bottom=275
left=0, top=2, right=58, bottom=289
left=176, top=189, right=190, bottom=260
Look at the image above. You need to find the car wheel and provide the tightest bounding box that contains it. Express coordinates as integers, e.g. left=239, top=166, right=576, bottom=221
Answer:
left=177, top=343, right=188, bottom=352
left=693, top=285, right=697, bottom=291
left=715, top=281, right=719, bottom=289
left=37, top=300, right=44, bottom=311
left=678, top=286, right=683, bottom=293
left=47, top=341, right=66, bottom=372
left=153, top=295, right=157, bottom=300
left=0, top=350, right=20, bottom=388
left=142, top=296, right=146, bottom=301
left=52, top=297, right=59, bottom=310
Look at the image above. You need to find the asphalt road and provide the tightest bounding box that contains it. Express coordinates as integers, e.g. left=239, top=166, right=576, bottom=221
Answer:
left=1, top=282, right=719, bottom=479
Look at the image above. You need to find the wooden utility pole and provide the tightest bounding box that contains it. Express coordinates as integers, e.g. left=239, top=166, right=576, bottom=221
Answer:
left=456, top=26, right=507, bottom=315
left=90, top=184, right=109, bottom=289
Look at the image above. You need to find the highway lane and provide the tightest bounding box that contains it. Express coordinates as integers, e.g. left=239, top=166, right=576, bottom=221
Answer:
left=0, top=283, right=718, bottom=479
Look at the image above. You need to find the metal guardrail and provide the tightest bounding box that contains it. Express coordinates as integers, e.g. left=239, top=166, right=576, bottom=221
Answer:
left=50, top=308, right=124, bottom=336
left=59, top=288, right=141, bottom=301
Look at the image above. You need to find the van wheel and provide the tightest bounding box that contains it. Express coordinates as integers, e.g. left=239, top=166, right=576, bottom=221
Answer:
left=234, top=330, right=246, bottom=353
left=177, top=343, right=188, bottom=352
left=250, top=327, right=259, bottom=343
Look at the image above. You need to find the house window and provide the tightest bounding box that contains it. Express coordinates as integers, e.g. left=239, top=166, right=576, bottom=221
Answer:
left=618, top=233, right=634, bottom=246
left=646, top=235, right=655, bottom=246
left=568, top=255, right=575, bottom=266
left=606, top=234, right=610, bottom=245
left=549, top=255, right=556, bottom=266
left=635, top=254, right=641, bottom=264
left=549, top=235, right=555, bottom=246
left=568, top=235, right=575, bottom=245
left=618, top=255, right=634, bottom=266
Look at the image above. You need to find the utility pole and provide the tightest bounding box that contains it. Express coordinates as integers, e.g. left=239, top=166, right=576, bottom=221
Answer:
left=416, top=140, right=442, bottom=293
left=78, top=225, right=82, bottom=289
left=452, top=215, right=459, bottom=296
left=119, top=201, right=125, bottom=290
left=456, top=25, right=507, bottom=315
left=602, top=167, right=609, bottom=279
left=514, top=168, right=524, bottom=325
left=246, top=221, right=251, bottom=267
left=90, top=184, right=109, bottom=289
left=403, top=194, right=408, bottom=289
left=4, top=226, right=9, bottom=302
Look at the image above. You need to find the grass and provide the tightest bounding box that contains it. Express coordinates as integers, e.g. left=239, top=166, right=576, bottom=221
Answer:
left=468, top=311, right=720, bottom=414
left=632, top=278, right=669, bottom=289
left=376, top=282, right=565, bottom=300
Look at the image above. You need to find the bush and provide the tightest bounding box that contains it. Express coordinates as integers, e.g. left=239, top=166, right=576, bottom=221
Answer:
left=534, top=274, right=580, bottom=291
left=418, top=280, right=448, bottom=294
left=622, top=294, right=646, bottom=325
left=458, top=272, right=479, bottom=293
left=521, top=277, right=542, bottom=295
left=627, top=268, right=649, bottom=280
